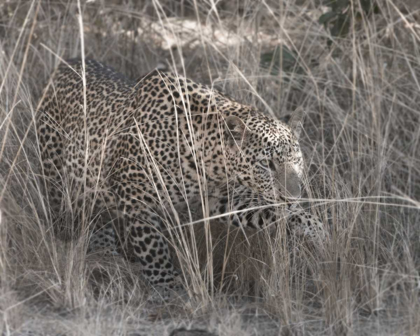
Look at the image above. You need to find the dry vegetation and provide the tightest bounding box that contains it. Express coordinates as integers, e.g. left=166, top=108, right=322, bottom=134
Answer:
left=1, top=0, right=420, bottom=335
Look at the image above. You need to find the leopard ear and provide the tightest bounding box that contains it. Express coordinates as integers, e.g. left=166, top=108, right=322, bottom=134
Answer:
left=288, top=108, right=304, bottom=139
left=224, top=115, right=248, bottom=148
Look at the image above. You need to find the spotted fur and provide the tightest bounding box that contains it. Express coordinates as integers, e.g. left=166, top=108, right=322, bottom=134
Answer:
left=37, top=59, right=326, bottom=295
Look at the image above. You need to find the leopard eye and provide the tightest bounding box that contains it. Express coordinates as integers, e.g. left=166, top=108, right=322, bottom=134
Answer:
left=259, top=160, right=270, bottom=169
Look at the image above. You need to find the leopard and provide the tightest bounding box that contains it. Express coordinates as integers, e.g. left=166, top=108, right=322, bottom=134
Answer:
left=37, top=59, right=326, bottom=298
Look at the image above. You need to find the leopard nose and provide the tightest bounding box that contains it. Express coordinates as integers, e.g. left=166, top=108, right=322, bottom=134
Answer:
left=280, top=166, right=301, bottom=199
left=285, top=179, right=301, bottom=198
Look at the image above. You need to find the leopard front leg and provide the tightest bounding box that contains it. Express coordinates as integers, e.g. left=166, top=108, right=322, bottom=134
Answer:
left=286, top=207, right=327, bottom=242
left=208, top=188, right=327, bottom=242
left=208, top=188, right=287, bottom=230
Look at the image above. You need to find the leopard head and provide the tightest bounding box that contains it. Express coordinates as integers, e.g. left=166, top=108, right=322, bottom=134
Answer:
left=224, top=111, right=304, bottom=201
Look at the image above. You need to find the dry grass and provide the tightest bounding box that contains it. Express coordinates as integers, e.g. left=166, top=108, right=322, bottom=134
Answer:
left=1, top=0, right=420, bottom=335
